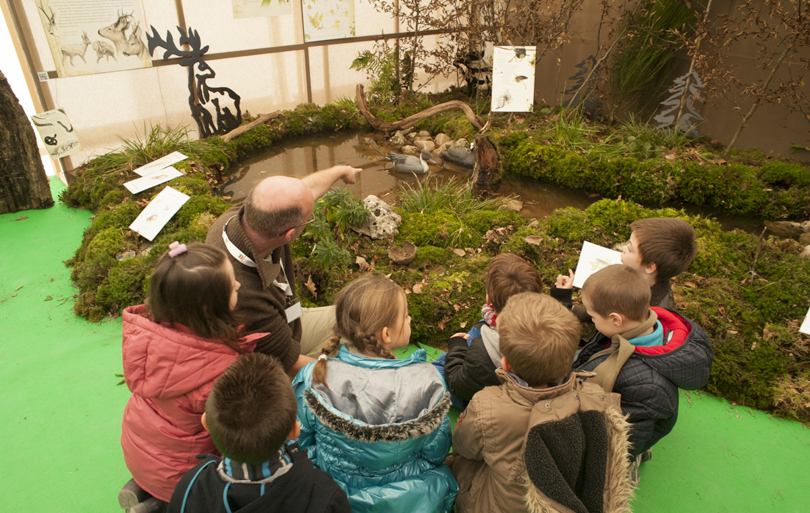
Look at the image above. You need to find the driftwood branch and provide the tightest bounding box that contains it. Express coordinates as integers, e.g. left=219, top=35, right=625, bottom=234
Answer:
left=356, top=84, right=484, bottom=133
left=219, top=111, right=283, bottom=143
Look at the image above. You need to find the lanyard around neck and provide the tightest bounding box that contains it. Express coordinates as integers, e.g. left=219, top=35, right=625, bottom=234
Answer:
left=222, top=216, right=257, bottom=268
left=222, top=216, right=292, bottom=295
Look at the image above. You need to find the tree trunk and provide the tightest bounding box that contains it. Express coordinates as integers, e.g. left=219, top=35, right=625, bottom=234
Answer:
left=0, top=70, right=53, bottom=214
left=472, top=136, right=499, bottom=187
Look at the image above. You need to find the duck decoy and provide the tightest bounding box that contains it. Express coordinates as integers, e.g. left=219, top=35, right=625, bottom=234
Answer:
left=380, top=150, right=438, bottom=174
left=441, top=142, right=475, bottom=169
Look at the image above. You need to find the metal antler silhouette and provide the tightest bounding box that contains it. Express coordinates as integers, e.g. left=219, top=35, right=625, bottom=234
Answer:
left=147, top=26, right=241, bottom=138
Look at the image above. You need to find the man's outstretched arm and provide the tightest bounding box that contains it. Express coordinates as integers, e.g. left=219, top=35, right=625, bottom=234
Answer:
left=302, top=165, right=362, bottom=200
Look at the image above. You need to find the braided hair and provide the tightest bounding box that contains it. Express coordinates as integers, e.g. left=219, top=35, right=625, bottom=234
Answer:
left=311, top=275, right=404, bottom=387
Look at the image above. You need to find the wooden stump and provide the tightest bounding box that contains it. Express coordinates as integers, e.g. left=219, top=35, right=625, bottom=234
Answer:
left=471, top=136, right=499, bottom=187
left=0, top=70, right=53, bottom=214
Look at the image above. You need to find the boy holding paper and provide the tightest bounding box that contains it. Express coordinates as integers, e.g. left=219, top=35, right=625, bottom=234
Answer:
left=556, top=217, right=698, bottom=312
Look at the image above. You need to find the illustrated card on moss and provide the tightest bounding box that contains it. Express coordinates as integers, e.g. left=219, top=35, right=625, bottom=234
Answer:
left=801, top=307, right=810, bottom=335
left=572, top=241, right=623, bottom=288
left=129, top=186, right=190, bottom=241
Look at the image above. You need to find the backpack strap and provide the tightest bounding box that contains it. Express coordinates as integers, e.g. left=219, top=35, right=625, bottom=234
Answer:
left=584, top=309, right=658, bottom=393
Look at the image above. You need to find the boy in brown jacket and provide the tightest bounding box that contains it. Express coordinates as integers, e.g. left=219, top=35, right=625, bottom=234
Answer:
left=450, top=293, right=633, bottom=513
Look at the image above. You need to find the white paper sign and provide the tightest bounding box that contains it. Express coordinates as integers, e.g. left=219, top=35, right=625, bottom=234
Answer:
left=491, top=46, right=536, bottom=113
left=572, top=241, right=624, bottom=288
left=133, top=152, right=188, bottom=176
left=31, top=108, right=81, bottom=158
left=800, top=307, right=810, bottom=335
left=302, top=0, right=355, bottom=42
left=124, top=166, right=183, bottom=194
left=129, top=186, right=190, bottom=241
left=233, top=0, right=292, bottom=18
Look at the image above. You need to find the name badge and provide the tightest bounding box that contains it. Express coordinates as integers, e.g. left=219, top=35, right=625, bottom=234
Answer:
left=285, top=301, right=303, bottom=324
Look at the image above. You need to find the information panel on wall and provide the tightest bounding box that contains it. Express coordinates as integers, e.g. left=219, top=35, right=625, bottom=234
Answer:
left=301, top=0, right=355, bottom=42
left=35, top=0, right=152, bottom=77
left=491, top=46, right=536, bottom=113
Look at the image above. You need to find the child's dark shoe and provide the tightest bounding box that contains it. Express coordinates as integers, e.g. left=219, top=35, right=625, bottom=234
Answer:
left=118, top=479, right=150, bottom=510
left=129, top=497, right=167, bottom=513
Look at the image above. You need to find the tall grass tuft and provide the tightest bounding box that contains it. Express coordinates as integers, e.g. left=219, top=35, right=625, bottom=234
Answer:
left=610, top=0, right=695, bottom=117
left=397, top=176, right=502, bottom=215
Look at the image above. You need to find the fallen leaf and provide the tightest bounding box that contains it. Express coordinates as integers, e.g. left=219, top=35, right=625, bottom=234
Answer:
left=524, top=236, right=544, bottom=246
left=356, top=256, right=372, bottom=272
left=453, top=248, right=466, bottom=257
left=437, top=320, right=446, bottom=330
left=460, top=321, right=468, bottom=329
left=11, top=294, right=17, bottom=297
left=412, top=283, right=424, bottom=294
left=13, top=215, right=28, bottom=221
left=304, top=275, right=317, bottom=299
left=15, top=285, right=24, bottom=291
left=685, top=281, right=697, bottom=288
left=44, top=296, right=53, bottom=301
left=50, top=277, right=54, bottom=282
left=453, top=304, right=461, bottom=312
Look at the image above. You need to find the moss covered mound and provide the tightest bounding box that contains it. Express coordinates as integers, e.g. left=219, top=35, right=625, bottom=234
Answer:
left=499, top=131, right=810, bottom=219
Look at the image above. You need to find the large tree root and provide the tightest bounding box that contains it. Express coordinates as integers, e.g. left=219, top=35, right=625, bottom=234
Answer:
left=355, top=84, right=484, bottom=134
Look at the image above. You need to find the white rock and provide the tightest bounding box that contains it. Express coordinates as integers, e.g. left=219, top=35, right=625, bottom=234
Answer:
left=389, top=131, right=407, bottom=147
left=116, top=250, right=137, bottom=262
left=801, top=245, right=810, bottom=260
left=414, top=140, right=436, bottom=152
left=504, top=199, right=523, bottom=212
left=401, top=145, right=419, bottom=155
left=354, top=196, right=402, bottom=239
left=434, top=133, right=452, bottom=147
left=418, top=130, right=431, bottom=137
left=453, top=138, right=471, bottom=149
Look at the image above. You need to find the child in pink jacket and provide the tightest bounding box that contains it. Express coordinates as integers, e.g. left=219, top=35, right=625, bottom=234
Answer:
left=118, top=242, right=267, bottom=513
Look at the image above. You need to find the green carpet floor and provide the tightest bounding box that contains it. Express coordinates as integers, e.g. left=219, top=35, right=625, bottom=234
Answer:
left=1, top=180, right=808, bottom=512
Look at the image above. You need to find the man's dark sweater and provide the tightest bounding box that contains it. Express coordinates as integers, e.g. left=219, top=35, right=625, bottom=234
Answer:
left=206, top=205, right=302, bottom=370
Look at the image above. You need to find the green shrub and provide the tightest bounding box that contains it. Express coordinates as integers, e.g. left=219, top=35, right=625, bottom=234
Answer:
left=397, top=209, right=482, bottom=248
left=760, top=161, right=810, bottom=187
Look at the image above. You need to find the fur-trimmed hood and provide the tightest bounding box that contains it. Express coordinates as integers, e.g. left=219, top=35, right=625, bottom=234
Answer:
left=305, top=389, right=451, bottom=443
left=292, top=347, right=459, bottom=513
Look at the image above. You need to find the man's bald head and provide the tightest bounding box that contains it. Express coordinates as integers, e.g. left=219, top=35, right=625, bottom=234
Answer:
left=244, top=177, right=315, bottom=240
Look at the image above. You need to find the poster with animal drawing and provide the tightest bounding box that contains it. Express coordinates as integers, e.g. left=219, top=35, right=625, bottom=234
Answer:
left=801, top=307, right=810, bottom=335
left=35, top=0, right=151, bottom=77
left=491, top=46, right=536, bottom=113
left=232, top=0, right=292, bottom=19
left=301, top=0, right=355, bottom=42
left=31, top=108, right=81, bottom=158
left=129, top=186, right=190, bottom=241
left=572, top=241, right=623, bottom=289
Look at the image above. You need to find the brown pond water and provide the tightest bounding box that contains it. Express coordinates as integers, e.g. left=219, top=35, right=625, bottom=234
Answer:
left=217, top=131, right=765, bottom=235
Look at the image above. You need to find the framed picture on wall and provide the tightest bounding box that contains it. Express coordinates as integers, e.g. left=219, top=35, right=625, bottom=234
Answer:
left=35, top=0, right=152, bottom=77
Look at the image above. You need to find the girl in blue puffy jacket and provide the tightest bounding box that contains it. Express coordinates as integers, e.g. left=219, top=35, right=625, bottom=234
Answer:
left=292, top=275, right=458, bottom=513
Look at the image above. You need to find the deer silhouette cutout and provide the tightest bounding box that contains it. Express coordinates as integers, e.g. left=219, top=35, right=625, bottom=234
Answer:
left=146, top=26, right=241, bottom=138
